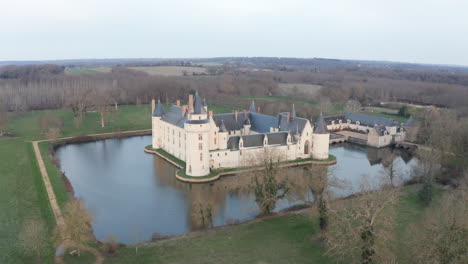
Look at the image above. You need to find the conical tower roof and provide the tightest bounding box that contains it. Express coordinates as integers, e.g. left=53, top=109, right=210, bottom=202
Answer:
left=193, top=91, right=206, bottom=114
left=291, top=104, right=296, bottom=119
left=313, top=112, right=328, bottom=134
left=152, top=99, right=165, bottom=117
left=219, top=119, right=228, bottom=132
left=249, top=100, right=256, bottom=113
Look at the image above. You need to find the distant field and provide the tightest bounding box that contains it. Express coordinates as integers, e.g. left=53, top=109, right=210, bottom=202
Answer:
left=278, top=83, right=322, bottom=97
left=360, top=106, right=409, bottom=123
left=65, top=67, right=111, bottom=74
left=128, top=66, right=207, bottom=76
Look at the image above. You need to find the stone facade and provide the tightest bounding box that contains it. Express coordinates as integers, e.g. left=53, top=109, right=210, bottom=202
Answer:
left=152, top=93, right=330, bottom=177
left=325, top=112, right=408, bottom=148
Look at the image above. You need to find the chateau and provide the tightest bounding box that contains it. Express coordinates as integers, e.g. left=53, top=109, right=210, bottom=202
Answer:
left=325, top=112, right=409, bottom=148
left=151, top=92, right=330, bottom=177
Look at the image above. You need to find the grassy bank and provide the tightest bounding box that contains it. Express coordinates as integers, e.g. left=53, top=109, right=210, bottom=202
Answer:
left=0, top=138, right=55, bottom=263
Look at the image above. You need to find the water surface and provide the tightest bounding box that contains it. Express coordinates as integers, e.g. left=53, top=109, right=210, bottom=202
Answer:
left=56, top=136, right=418, bottom=244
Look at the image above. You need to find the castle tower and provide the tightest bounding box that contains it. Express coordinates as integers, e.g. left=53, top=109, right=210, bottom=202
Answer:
left=184, top=92, right=210, bottom=176
left=152, top=99, right=165, bottom=148
left=218, top=119, right=228, bottom=150
left=312, top=112, right=330, bottom=160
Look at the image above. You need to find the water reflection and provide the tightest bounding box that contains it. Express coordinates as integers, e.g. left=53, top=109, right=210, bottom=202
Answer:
left=56, top=136, right=419, bottom=244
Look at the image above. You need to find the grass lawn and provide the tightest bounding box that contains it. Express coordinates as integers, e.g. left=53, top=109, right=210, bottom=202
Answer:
left=105, top=213, right=333, bottom=264
left=0, top=138, right=55, bottom=264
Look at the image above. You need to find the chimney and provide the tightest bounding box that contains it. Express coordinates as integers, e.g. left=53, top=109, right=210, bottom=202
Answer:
left=151, top=99, right=156, bottom=113
left=188, top=94, right=194, bottom=113
left=234, top=110, right=238, bottom=121
left=176, top=100, right=180, bottom=107
left=243, top=109, right=248, bottom=118
left=257, top=106, right=260, bottom=113
left=288, top=113, right=291, bottom=122
left=208, top=110, right=213, bottom=118
left=182, top=105, right=188, bottom=116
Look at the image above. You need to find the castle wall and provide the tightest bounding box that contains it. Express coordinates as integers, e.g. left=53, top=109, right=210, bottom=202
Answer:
left=158, top=120, right=187, bottom=161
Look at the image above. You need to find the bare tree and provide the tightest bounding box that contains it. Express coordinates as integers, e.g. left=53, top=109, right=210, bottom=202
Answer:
left=0, top=103, right=7, bottom=136
left=250, top=151, right=289, bottom=215
left=18, top=218, right=47, bottom=263
left=409, top=175, right=468, bottom=264
left=62, top=199, right=94, bottom=257
left=38, top=111, right=63, bottom=139
left=325, top=176, right=400, bottom=264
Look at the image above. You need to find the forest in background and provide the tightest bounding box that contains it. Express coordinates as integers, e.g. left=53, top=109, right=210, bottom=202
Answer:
left=0, top=57, right=467, bottom=117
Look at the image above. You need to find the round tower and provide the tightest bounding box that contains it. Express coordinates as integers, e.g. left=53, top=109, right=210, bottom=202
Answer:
left=218, top=119, right=229, bottom=150
left=152, top=99, right=165, bottom=149
left=184, top=92, right=210, bottom=176
left=312, top=112, right=330, bottom=160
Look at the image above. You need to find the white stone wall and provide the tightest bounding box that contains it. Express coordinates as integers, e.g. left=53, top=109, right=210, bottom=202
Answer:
left=312, top=133, right=330, bottom=159
left=184, top=121, right=210, bottom=176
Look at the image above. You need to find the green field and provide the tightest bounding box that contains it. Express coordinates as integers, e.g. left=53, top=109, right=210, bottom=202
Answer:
left=278, top=83, right=322, bottom=97
left=360, top=106, right=409, bottom=123
left=128, top=66, right=207, bottom=76
left=65, top=67, right=112, bottom=74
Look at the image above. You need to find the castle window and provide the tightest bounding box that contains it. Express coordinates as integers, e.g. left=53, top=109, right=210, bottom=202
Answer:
left=210, top=154, right=212, bottom=158
left=240, top=151, right=242, bottom=155
left=215, top=131, right=217, bottom=135
left=198, top=134, right=203, bottom=140
left=189, top=165, right=192, bottom=173
left=179, top=132, right=181, bottom=137
left=217, top=153, right=219, bottom=157
left=200, top=153, right=203, bottom=161
left=214, top=138, right=217, bottom=144
left=199, top=143, right=203, bottom=150
left=199, top=116, right=201, bottom=120
left=225, top=153, right=227, bottom=156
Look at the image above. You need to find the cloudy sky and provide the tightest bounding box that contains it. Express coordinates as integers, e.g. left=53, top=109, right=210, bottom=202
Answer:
left=1, top=0, right=468, bottom=65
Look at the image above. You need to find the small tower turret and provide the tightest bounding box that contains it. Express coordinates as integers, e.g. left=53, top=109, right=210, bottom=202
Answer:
left=218, top=119, right=228, bottom=149
left=312, top=112, right=330, bottom=160
left=152, top=99, right=165, bottom=148
left=249, top=100, right=256, bottom=113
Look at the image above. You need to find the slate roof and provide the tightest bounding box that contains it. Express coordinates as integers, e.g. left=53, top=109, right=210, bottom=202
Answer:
left=219, top=119, right=228, bottom=132
left=277, top=113, right=308, bottom=135
left=193, top=91, right=206, bottom=114
left=344, top=112, right=397, bottom=127
left=225, top=131, right=291, bottom=150
left=267, top=132, right=289, bottom=145
left=160, top=105, right=187, bottom=128
left=313, top=112, right=328, bottom=134
left=374, top=124, right=387, bottom=136
left=227, top=136, right=240, bottom=150
left=213, top=113, right=248, bottom=131
left=242, top=134, right=265, bottom=148
left=152, top=100, right=166, bottom=117
left=212, top=112, right=279, bottom=133
left=249, top=100, right=256, bottom=112
left=249, top=112, right=278, bottom=133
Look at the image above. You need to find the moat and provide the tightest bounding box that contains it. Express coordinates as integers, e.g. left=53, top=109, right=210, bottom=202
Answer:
left=56, top=135, right=419, bottom=244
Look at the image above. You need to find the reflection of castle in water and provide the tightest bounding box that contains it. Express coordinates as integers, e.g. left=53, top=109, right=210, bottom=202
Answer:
left=151, top=142, right=416, bottom=230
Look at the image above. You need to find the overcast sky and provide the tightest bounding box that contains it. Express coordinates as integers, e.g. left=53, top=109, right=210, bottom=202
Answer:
left=1, top=0, right=468, bottom=65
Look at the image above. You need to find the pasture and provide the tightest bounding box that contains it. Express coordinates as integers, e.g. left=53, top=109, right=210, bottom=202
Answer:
left=128, top=66, right=207, bottom=76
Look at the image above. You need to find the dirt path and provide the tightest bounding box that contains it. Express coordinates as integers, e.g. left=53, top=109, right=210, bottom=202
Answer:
left=29, top=129, right=151, bottom=264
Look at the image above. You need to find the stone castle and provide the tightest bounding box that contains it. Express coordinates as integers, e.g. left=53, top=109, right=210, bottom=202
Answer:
left=151, top=92, right=330, bottom=177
